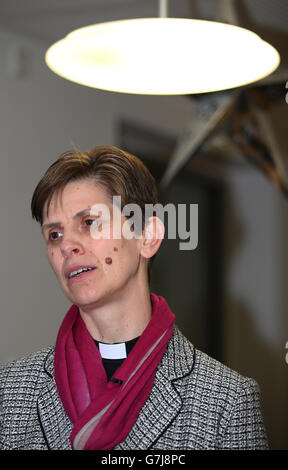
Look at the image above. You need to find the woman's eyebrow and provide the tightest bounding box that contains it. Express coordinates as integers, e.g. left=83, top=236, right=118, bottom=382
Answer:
left=41, top=208, right=94, bottom=235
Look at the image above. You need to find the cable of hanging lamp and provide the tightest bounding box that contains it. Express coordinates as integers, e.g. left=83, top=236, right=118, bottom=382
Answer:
left=45, top=0, right=280, bottom=95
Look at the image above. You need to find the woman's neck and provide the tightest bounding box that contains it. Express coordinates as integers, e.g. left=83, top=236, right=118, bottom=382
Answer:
left=79, top=284, right=152, bottom=343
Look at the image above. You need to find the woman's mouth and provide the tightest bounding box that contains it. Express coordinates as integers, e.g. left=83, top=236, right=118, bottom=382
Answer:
left=68, top=267, right=96, bottom=282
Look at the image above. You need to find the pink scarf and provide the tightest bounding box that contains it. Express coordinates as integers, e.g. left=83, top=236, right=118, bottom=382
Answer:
left=54, top=294, right=175, bottom=450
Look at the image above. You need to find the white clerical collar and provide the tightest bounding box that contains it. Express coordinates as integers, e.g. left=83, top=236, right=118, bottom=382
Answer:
left=98, top=342, right=127, bottom=360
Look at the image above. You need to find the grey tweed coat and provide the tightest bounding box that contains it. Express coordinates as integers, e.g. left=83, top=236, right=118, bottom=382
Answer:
left=0, top=328, right=268, bottom=450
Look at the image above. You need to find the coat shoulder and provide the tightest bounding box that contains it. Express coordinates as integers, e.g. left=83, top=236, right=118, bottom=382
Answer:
left=173, top=327, right=257, bottom=390
left=154, top=328, right=268, bottom=449
left=171, top=327, right=265, bottom=435
left=0, top=346, right=69, bottom=451
left=0, top=346, right=54, bottom=392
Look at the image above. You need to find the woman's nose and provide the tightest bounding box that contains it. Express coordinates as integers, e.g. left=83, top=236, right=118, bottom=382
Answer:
left=60, top=233, right=84, bottom=257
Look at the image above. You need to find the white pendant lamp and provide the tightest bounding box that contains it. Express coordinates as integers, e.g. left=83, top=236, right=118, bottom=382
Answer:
left=45, top=2, right=280, bottom=95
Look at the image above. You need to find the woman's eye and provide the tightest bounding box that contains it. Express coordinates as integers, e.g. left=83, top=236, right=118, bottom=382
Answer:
left=85, top=218, right=102, bottom=228
left=85, top=219, right=97, bottom=226
left=48, top=231, right=63, bottom=241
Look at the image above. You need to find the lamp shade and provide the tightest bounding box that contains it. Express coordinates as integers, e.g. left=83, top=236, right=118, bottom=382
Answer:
left=45, top=18, right=280, bottom=95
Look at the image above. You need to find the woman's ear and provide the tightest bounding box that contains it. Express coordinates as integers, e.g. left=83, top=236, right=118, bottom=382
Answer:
left=140, top=216, right=165, bottom=259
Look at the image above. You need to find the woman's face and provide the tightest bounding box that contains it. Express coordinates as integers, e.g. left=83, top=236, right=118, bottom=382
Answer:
left=41, top=179, right=145, bottom=310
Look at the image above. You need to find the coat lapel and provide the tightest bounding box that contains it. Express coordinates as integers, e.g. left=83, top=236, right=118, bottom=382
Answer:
left=115, top=328, right=195, bottom=450
left=37, top=348, right=72, bottom=450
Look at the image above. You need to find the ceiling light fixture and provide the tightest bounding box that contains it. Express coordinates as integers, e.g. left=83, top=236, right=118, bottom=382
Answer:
left=45, top=0, right=280, bottom=95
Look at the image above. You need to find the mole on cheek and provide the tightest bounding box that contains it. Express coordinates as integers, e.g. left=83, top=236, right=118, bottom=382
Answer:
left=105, top=257, right=113, bottom=265
left=113, top=247, right=118, bottom=252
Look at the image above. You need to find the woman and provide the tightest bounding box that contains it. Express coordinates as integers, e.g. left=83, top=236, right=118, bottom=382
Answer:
left=0, top=145, right=268, bottom=450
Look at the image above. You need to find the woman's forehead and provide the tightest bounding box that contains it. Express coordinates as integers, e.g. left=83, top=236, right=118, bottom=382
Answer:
left=42, top=180, right=113, bottom=223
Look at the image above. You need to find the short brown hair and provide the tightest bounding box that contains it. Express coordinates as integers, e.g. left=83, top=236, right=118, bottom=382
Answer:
left=31, top=145, right=158, bottom=226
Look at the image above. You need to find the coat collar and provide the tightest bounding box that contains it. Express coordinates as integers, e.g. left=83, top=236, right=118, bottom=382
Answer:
left=159, top=326, right=195, bottom=380
left=38, top=327, right=195, bottom=450
left=37, top=348, right=73, bottom=450
left=114, top=327, right=195, bottom=450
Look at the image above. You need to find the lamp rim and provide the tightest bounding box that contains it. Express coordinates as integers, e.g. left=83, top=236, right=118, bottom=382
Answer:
left=45, top=17, right=280, bottom=95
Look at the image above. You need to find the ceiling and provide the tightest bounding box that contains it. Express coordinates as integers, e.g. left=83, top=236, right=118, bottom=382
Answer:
left=0, top=0, right=287, bottom=81
left=0, top=1, right=287, bottom=40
